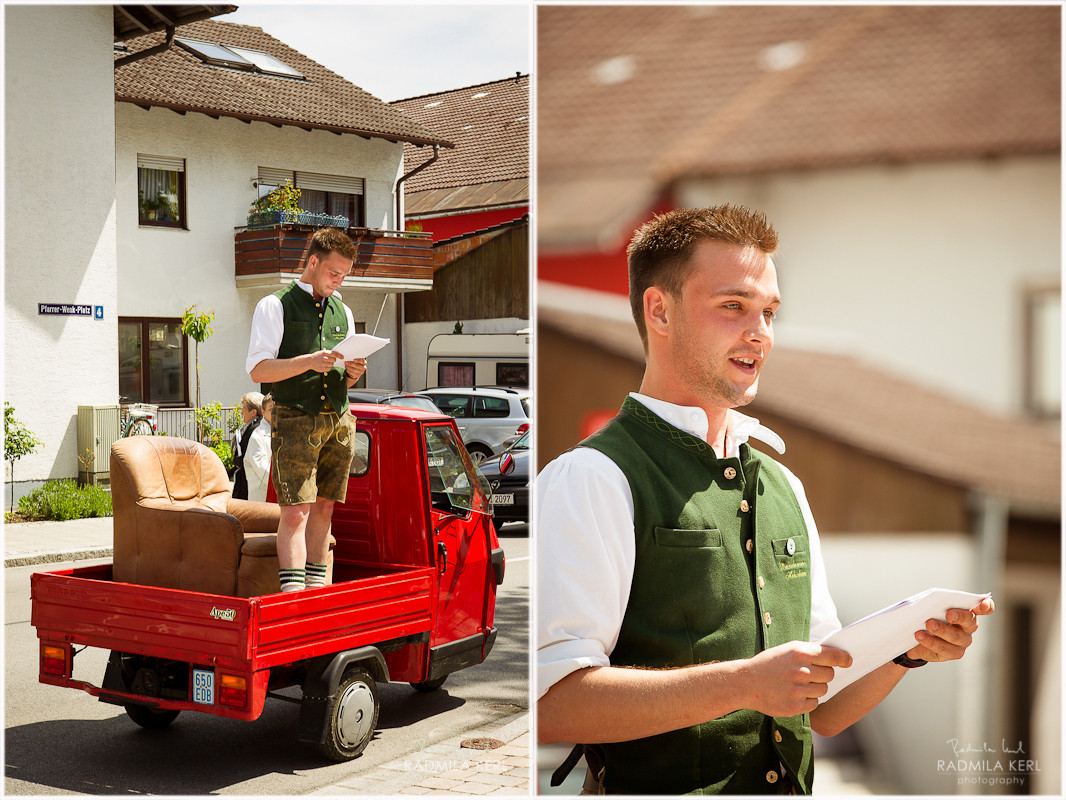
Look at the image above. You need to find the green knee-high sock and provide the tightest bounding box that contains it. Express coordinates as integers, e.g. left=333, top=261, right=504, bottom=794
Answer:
left=279, top=567, right=305, bottom=592
left=305, top=561, right=328, bottom=588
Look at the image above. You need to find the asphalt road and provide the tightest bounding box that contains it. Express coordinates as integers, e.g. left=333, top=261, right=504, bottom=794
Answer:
left=4, top=526, right=529, bottom=795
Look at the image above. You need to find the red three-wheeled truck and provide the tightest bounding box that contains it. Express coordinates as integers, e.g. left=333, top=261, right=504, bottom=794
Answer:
left=30, top=404, right=505, bottom=761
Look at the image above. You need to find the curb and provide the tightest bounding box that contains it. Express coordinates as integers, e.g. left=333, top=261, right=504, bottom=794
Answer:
left=5, top=547, right=114, bottom=568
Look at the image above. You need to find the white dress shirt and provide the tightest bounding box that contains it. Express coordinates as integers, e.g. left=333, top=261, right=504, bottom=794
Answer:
left=245, top=280, right=356, bottom=375
left=536, top=393, right=841, bottom=699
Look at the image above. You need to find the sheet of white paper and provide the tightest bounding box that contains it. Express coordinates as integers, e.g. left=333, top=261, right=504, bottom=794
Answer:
left=331, top=334, right=390, bottom=361
left=818, top=587, right=991, bottom=702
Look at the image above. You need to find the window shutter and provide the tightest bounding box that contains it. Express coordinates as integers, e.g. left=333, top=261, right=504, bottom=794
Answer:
left=296, top=171, right=364, bottom=195
left=258, top=167, right=294, bottom=186
left=138, top=154, right=185, bottom=172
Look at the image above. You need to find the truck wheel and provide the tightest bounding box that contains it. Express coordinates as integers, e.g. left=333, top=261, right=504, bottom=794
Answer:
left=410, top=675, right=448, bottom=692
left=125, top=704, right=180, bottom=730
left=319, top=666, right=379, bottom=761
left=467, top=445, right=492, bottom=464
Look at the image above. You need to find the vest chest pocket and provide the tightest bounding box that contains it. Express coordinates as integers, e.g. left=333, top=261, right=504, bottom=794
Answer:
left=771, top=533, right=809, bottom=580
left=653, top=527, right=722, bottom=548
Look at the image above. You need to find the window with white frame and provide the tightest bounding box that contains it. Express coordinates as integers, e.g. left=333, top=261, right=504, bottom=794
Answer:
left=138, top=154, right=186, bottom=228
left=1024, top=285, right=1061, bottom=418
left=257, top=167, right=366, bottom=228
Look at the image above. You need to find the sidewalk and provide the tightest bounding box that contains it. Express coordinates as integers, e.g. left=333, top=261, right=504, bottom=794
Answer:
left=317, top=714, right=530, bottom=796
left=4, top=516, right=531, bottom=796
left=4, top=515, right=114, bottom=567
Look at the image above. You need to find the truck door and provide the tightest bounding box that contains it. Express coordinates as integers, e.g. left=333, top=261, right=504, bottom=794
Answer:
left=423, top=424, right=495, bottom=658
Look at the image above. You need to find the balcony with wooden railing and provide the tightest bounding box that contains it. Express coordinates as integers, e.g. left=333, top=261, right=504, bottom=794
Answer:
left=234, top=225, right=434, bottom=291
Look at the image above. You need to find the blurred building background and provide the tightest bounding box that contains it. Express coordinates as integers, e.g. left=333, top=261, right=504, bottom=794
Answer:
left=536, top=5, right=1060, bottom=796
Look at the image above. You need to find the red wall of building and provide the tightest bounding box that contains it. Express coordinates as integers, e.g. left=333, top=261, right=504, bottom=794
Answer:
left=411, top=207, right=528, bottom=243
left=537, top=194, right=675, bottom=296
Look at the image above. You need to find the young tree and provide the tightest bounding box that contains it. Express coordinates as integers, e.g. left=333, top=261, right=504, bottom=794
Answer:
left=5, top=403, right=42, bottom=512
left=181, top=305, right=215, bottom=440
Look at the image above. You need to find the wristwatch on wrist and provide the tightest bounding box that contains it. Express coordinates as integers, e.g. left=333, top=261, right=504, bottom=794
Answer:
left=893, top=653, right=928, bottom=669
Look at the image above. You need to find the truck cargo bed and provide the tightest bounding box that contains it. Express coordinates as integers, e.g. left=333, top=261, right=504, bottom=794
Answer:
left=32, top=562, right=435, bottom=674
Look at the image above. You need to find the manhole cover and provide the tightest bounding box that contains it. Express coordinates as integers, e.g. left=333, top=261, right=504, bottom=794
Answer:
left=461, top=737, right=505, bottom=750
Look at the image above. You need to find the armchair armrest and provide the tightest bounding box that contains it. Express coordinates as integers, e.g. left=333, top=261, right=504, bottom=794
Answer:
left=113, top=502, right=245, bottom=595
left=227, top=498, right=281, bottom=533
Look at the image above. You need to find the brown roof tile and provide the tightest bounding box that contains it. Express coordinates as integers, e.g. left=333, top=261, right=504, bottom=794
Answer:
left=391, top=74, right=530, bottom=200
left=538, top=287, right=1060, bottom=516
left=538, top=5, right=1060, bottom=242
left=115, top=19, right=446, bottom=145
left=114, top=5, right=237, bottom=41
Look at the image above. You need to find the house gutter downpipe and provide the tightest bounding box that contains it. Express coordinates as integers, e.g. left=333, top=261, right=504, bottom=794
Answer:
left=114, top=26, right=176, bottom=69
left=395, top=144, right=440, bottom=231
left=393, top=143, right=439, bottom=389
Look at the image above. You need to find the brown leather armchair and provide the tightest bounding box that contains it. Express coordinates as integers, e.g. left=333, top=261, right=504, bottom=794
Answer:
left=110, top=436, right=330, bottom=597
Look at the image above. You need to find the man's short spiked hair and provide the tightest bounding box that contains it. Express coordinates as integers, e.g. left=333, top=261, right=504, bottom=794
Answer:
left=625, top=205, right=779, bottom=348
left=307, top=226, right=358, bottom=264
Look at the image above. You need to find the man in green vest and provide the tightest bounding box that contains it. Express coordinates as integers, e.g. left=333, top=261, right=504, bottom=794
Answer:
left=246, top=227, right=368, bottom=592
left=536, top=206, right=995, bottom=794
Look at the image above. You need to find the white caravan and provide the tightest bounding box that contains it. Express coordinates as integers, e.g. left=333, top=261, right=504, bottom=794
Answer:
left=426, top=332, right=530, bottom=389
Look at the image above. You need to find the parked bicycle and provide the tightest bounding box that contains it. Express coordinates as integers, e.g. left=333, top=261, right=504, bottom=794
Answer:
left=121, top=403, right=157, bottom=437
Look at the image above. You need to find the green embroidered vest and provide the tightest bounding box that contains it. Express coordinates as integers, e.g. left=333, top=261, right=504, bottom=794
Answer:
left=271, top=282, right=349, bottom=415
left=580, top=397, right=814, bottom=795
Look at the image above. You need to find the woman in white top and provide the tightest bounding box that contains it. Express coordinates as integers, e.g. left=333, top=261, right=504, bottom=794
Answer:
left=244, top=394, right=273, bottom=503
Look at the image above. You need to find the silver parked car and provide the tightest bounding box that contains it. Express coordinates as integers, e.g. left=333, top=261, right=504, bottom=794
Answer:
left=421, top=387, right=531, bottom=463
left=347, top=388, right=440, bottom=414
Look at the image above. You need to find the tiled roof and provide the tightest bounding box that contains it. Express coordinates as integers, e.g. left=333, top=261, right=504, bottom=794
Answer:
left=538, top=283, right=1060, bottom=516
left=538, top=5, right=1060, bottom=243
left=391, top=75, right=530, bottom=210
left=115, top=19, right=447, bottom=145
left=114, top=5, right=236, bottom=41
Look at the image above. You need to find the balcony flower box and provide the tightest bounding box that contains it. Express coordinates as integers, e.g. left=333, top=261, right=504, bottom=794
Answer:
left=246, top=211, right=349, bottom=230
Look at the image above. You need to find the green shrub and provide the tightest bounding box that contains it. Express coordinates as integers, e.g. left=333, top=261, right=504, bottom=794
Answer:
left=210, top=440, right=234, bottom=471
left=17, top=479, right=112, bottom=521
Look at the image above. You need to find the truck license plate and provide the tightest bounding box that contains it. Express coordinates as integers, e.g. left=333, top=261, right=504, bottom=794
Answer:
left=192, top=669, right=215, bottom=705
left=491, top=493, right=514, bottom=506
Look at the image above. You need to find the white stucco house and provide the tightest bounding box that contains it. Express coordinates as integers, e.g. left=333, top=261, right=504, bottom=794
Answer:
left=5, top=6, right=450, bottom=504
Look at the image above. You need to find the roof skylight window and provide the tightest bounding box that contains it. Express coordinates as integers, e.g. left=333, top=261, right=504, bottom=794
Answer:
left=177, top=37, right=253, bottom=68
left=758, top=41, right=807, bottom=72
left=176, top=37, right=304, bottom=78
left=226, top=45, right=305, bottom=78
left=593, top=55, right=636, bottom=85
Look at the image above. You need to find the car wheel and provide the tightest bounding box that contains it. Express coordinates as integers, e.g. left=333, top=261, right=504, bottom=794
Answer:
left=467, top=445, right=493, bottom=464
left=410, top=675, right=448, bottom=692
left=125, top=704, right=180, bottom=729
left=318, top=666, right=379, bottom=761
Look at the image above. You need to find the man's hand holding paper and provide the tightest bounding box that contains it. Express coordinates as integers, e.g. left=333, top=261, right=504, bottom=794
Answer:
left=906, top=595, right=995, bottom=665
left=741, top=640, right=853, bottom=718
left=816, top=588, right=994, bottom=703
left=328, top=333, right=389, bottom=385
left=333, top=333, right=390, bottom=362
